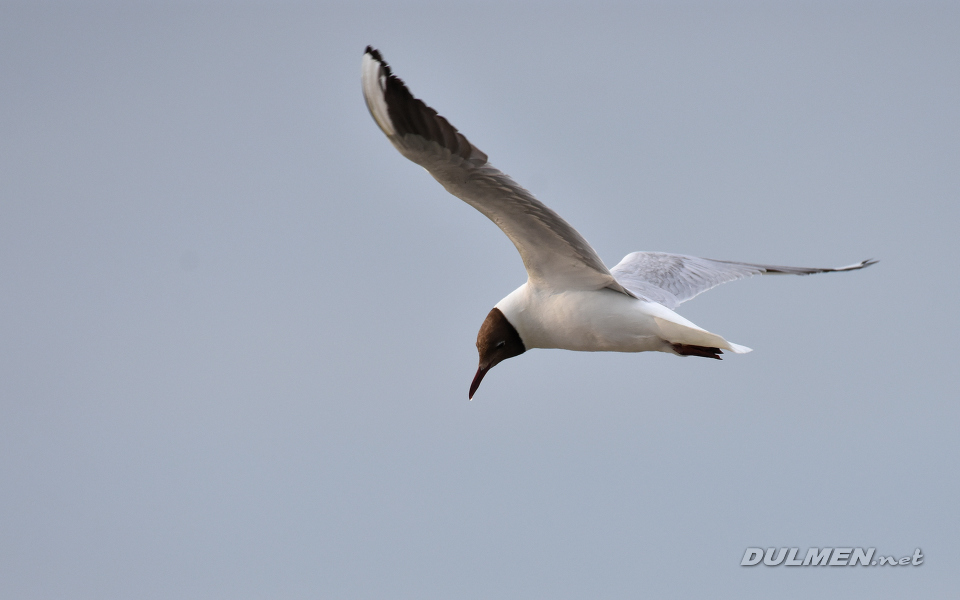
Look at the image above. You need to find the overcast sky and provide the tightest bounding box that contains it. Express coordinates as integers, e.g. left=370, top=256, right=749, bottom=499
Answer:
left=2, top=2, right=958, bottom=598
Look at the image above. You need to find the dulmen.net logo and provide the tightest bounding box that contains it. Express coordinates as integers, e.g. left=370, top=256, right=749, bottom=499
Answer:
left=741, top=547, right=923, bottom=567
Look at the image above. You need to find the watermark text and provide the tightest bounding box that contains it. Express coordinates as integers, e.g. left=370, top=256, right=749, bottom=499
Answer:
left=741, top=547, right=923, bottom=567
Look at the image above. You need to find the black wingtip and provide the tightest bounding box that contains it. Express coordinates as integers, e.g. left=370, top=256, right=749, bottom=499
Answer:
left=364, top=46, right=392, bottom=77
left=361, top=46, right=486, bottom=165
left=840, top=258, right=879, bottom=272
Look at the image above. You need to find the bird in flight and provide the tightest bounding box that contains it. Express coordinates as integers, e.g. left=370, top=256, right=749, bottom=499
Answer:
left=361, top=46, right=875, bottom=399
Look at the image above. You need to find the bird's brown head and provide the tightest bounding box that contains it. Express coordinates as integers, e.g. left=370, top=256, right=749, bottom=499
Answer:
left=469, top=307, right=526, bottom=399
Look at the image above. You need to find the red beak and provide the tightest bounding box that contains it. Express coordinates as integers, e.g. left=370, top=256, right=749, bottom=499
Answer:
left=469, top=364, right=488, bottom=400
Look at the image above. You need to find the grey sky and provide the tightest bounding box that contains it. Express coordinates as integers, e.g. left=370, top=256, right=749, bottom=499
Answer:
left=1, top=2, right=958, bottom=598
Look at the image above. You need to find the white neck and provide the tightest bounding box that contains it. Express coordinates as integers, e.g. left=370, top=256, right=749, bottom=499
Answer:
left=494, top=283, right=532, bottom=347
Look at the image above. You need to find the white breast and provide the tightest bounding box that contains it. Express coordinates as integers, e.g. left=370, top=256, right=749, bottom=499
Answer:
left=496, top=284, right=667, bottom=352
left=496, top=282, right=750, bottom=355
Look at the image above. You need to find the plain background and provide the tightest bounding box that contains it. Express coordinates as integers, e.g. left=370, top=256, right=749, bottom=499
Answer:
left=2, top=2, right=958, bottom=598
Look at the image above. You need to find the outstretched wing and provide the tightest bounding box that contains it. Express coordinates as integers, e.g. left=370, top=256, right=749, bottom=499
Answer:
left=611, top=252, right=876, bottom=309
left=361, top=47, right=630, bottom=295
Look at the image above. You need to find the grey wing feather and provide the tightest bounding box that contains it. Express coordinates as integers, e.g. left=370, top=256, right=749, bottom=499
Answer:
left=361, top=47, right=630, bottom=295
left=611, top=252, right=877, bottom=310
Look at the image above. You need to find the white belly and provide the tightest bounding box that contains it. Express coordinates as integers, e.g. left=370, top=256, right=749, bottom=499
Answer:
left=495, top=283, right=749, bottom=354
left=496, top=285, right=664, bottom=352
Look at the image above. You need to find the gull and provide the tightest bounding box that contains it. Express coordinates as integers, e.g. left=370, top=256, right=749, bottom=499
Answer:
left=360, top=46, right=875, bottom=399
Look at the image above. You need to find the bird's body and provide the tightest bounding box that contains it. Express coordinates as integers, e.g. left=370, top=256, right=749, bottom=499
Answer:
left=360, top=46, right=874, bottom=398
left=496, top=283, right=744, bottom=355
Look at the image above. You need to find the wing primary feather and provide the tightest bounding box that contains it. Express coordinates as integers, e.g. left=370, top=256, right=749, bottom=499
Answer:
left=363, top=47, right=486, bottom=165
left=361, top=46, right=631, bottom=295
left=611, top=253, right=877, bottom=309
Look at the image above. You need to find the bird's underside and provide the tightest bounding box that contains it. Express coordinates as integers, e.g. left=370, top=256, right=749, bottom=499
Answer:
left=360, top=46, right=876, bottom=396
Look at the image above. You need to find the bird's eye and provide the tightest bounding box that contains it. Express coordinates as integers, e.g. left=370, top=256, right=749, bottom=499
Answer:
left=496, top=341, right=506, bottom=349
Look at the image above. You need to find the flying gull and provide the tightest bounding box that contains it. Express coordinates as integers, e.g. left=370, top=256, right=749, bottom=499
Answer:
left=360, top=46, right=875, bottom=399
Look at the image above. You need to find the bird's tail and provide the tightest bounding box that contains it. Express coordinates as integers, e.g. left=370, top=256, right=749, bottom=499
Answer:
left=653, top=314, right=753, bottom=356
